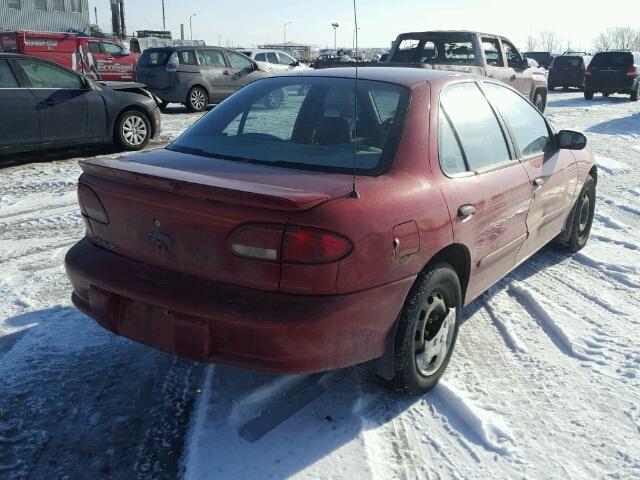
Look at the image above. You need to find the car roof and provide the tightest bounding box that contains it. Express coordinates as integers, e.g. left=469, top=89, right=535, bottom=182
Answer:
left=281, top=66, right=477, bottom=88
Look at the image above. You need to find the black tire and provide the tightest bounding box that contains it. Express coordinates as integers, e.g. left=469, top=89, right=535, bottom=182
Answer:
left=158, top=99, right=169, bottom=112
left=548, top=85, right=556, bottom=91
left=533, top=90, right=547, bottom=113
left=556, top=175, right=596, bottom=253
left=603, top=92, right=610, bottom=98
left=186, top=86, right=209, bottom=112
left=562, top=86, right=570, bottom=91
left=584, top=89, right=594, bottom=100
left=114, top=110, right=151, bottom=151
left=631, top=83, right=639, bottom=102
left=263, top=88, right=285, bottom=109
left=389, top=263, right=462, bottom=394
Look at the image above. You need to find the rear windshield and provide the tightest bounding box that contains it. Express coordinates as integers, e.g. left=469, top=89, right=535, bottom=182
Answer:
left=390, top=33, right=476, bottom=65
left=141, top=50, right=170, bottom=66
left=552, top=56, right=583, bottom=69
left=168, top=77, right=409, bottom=175
left=591, top=52, right=633, bottom=69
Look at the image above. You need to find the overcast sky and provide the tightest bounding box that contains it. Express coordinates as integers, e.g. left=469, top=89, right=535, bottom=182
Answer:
left=90, top=0, right=634, bottom=51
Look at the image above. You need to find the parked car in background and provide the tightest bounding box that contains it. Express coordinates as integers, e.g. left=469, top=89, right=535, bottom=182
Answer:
left=65, top=67, right=596, bottom=394
left=524, top=51, right=553, bottom=69
left=0, top=54, right=160, bottom=154
left=585, top=50, right=640, bottom=101
left=0, top=31, right=138, bottom=81
left=240, top=49, right=310, bottom=73
left=385, top=31, right=549, bottom=111
left=548, top=53, right=592, bottom=91
left=136, top=46, right=271, bottom=112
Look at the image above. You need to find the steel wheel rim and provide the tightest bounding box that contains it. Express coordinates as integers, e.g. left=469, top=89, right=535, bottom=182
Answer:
left=414, top=292, right=456, bottom=377
left=578, top=192, right=590, bottom=235
left=122, top=115, right=148, bottom=146
left=191, top=90, right=206, bottom=110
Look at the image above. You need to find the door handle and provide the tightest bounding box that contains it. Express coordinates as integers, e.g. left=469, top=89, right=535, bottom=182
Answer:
left=223, top=70, right=231, bottom=75
left=510, top=74, right=517, bottom=80
left=106, top=57, right=114, bottom=61
left=533, top=177, right=545, bottom=189
left=458, top=204, right=476, bottom=221
left=41, top=99, right=55, bottom=107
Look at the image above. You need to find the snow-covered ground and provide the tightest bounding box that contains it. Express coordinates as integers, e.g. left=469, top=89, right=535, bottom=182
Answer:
left=1, top=94, right=639, bottom=479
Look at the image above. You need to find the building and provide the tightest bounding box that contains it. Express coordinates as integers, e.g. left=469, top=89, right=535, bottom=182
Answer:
left=0, top=0, right=90, bottom=34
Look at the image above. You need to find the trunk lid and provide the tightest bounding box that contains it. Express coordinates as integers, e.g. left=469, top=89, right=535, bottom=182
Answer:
left=79, top=149, right=354, bottom=292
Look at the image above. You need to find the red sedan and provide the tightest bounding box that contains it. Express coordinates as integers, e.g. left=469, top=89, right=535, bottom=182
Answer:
left=65, top=67, right=596, bottom=394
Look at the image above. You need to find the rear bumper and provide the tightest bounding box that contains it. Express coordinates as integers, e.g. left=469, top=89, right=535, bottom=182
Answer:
left=65, top=238, right=414, bottom=373
left=586, top=77, right=636, bottom=92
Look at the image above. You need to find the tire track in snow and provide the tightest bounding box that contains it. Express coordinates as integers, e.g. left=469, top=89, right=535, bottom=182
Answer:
left=482, top=295, right=528, bottom=354
left=428, top=380, right=514, bottom=456
left=508, top=284, right=593, bottom=362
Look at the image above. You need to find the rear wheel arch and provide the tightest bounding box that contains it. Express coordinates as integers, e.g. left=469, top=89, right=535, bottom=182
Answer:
left=589, top=165, right=598, bottom=185
left=424, top=243, right=471, bottom=305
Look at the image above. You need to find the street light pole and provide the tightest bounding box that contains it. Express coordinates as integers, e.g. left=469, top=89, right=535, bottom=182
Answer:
left=284, top=21, right=292, bottom=46
left=331, top=22, right=339, bottom=52
left=189, top=13, right=196, bottom=40
left=162, top=0, right=166, bottom=30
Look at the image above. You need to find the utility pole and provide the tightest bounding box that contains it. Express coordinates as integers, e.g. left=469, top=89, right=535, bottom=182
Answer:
left=162, top=0, right=166, bottom=30
left=284, top=21, right=292, bottom=46
left=94, top=7, right=98, bottom=25
left=180, top=23, right=184, bottom=40
left=331, top=22, right=339, bottom=52
left=189, top=13, right=196, bottom=40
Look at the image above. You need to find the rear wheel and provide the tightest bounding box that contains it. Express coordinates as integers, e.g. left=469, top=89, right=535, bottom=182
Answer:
left=631, top=83, right=639, bottom=102
left=584, top=89, right=594, bottom=100
left=115, top=110, right=151, bottom=151
left=388, top=263, right=462, bottom=394
left=556, top=175, right=596, bottom=252
left=186, top=86, right=208, bottom=112
left=603, top=92, right=610, bottom=98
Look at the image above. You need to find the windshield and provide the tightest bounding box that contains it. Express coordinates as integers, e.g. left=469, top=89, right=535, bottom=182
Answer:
left=168, top=77, right=409, bottom=175
left=591, top=52, right=632, bottom=69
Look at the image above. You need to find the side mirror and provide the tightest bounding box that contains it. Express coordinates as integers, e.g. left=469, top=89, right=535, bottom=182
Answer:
left=556, top=130, right=587, bottom=150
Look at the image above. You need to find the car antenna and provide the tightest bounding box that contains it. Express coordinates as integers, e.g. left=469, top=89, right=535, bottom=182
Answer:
left=348, top=0, right=361, bottom=199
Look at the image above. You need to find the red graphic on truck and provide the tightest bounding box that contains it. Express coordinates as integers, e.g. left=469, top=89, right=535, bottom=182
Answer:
left=0, top=32, right=139, bottom=82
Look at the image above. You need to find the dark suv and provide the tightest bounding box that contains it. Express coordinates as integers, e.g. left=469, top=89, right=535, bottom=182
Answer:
left=136, top=46, right=271, bottom=112
left=548, top=53, right=592, bottom=91
left=585, top=51, right=640, bottom=101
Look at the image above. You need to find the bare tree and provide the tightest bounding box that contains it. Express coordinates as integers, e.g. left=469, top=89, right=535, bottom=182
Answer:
left=525, top=35, right=538, bottom=52
left=538, top=30, right=561, bottom=53
left=593, top=26, right=640, bottom=51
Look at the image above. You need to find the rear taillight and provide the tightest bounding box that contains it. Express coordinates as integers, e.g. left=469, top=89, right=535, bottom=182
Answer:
left=228, top=224, right=352, bottom=264
left=228, top=224, right=283, bottom=262
left=282, top=226, right=352, bottom=264
left=627, top=65, right=637, bottom=77
left=166, top=52, right=179, bottom=72
left=585, top=66, right=592, bottom=76
left=78, top=184, right=109, bottom=224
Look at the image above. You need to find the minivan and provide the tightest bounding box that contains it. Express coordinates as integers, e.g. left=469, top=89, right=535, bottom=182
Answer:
left=136, top=46, right=271, bottom=111
left=585, top=51, right=640, bottom=101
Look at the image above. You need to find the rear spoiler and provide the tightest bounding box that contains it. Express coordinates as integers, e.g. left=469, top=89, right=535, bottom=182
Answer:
left=80, top=156, right=331, bottom=212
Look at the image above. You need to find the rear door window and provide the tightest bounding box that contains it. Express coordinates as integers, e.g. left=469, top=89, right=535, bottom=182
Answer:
left=200, top=49, right=226, bottom=67
left=19, top=59, right=84, bottom=89
left=438, top=109, right=467, bottom=175
left=255, top=53, right=267, bottom=62
left=482, top=38, right=504, bottom=67
left=88, top=41, right=101, bottom=54
left=440, top=82, right=510, bottom=171
left=484, top=83, right=551, bottom=157
left=0, top=60, right=19, bottom=88
left=266, top=52, right=279, bottom=64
